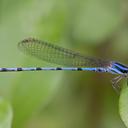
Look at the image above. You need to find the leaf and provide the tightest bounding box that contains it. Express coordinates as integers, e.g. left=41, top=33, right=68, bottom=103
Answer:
left=0, top=98, right=13, bottom=128
left=119, top=85, right=128, bottom=128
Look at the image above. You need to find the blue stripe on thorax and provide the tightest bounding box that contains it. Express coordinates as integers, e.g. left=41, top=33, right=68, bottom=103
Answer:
left=111, top=61, right=128, bottom=74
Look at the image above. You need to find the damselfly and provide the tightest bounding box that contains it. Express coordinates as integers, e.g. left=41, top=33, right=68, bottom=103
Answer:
left=0, top=38, right=128, bottom=92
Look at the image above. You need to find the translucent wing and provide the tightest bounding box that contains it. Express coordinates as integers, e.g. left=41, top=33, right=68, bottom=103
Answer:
left=18, top=38, right=109, bottom=67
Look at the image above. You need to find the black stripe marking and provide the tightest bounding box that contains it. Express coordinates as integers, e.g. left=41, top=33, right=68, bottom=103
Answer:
left=56, top=67, right=62, bottom=70
left=1, top=68, right=8, bottom=71
left=77, top=68, right=82, bottom=71
left=17, top=68, right=23, bottom=71
left=36, top=67, right=42, bottom=70
left=97, top=68, right=102, bottom=72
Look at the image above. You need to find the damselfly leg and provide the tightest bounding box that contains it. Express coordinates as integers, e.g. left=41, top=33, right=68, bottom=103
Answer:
left=111, top=74, right=128, bottom=93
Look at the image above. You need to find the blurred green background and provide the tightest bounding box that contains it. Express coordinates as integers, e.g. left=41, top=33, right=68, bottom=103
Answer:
left=0, top=0, right=128, bottom=128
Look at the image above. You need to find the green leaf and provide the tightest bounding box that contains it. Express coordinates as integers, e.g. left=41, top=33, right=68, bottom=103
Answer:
left=119, top=85, right=128, bottom=128
left=0, top=98, right=13, bottom=128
